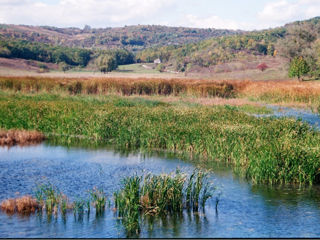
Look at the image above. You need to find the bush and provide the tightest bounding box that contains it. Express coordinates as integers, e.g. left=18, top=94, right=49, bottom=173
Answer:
left=257, top=63, right=268, bottom=72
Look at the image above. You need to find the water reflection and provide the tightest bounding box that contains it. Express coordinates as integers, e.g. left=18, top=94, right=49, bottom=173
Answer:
left=1, top=143, right=320, bottom=237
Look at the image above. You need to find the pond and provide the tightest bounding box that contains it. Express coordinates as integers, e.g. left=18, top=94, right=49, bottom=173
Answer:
left=1, top=143, right=320, bottom=238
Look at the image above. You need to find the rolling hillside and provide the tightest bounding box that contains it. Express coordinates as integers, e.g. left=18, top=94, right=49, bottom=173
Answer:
left=0, top=24, right=242, bottom=51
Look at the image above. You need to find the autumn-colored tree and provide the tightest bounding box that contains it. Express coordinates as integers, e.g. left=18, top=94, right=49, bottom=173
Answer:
left=257, top=63, right=268, bottom=72
left=288, top=56, right=310, bottom=81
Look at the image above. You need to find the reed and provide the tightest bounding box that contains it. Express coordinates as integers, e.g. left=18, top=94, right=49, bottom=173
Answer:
left=89, top=187, right=106, bottom=215
left=35, top=184, right=61, bottom=215
left=114, top=170, right=214, bottom=235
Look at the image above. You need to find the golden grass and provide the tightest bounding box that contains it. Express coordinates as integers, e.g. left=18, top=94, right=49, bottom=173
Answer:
left=0, top=129, right=45, bottom=146
left=240, top=80, right=320, bottom=104
left=1, top=76, right=320, bottom=106
left=1, top=196, right=39, bottom=214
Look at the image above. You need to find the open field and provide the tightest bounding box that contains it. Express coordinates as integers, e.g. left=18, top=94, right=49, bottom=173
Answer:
left=0, top=57, right=290, bottom=81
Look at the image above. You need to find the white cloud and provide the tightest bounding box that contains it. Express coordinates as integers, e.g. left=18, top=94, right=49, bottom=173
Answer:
left=180, top=14, right=255, bottom=30
left=1, top=0, right=320, bottom=29
left=0, top=0, right=176, bottom=27
left=258, top=0, right=320, bottom=27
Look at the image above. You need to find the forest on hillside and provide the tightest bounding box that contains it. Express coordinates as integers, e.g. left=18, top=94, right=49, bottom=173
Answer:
left=0, top=24, right=241, bottom=50
left=137, top=17, right=320, bottom=78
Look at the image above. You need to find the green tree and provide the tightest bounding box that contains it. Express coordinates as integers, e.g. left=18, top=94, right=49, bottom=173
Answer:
left=288, top=56, right=310, bottom=81
left=0, top=46, right=11, bottom=57
left=96, top=55, right=118, bottom=73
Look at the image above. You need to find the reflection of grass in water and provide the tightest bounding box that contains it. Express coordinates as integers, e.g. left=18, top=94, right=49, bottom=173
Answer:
left=114, top=169, right=214, bottom=237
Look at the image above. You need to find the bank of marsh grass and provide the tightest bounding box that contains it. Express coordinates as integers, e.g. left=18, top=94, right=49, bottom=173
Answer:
left=1, top=91, right=320, bottom=184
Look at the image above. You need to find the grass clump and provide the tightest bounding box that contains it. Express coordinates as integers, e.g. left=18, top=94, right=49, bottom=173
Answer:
left=89, top=187, right=107, bottom=215
left=114, top=170, right=214, bottom=236
left=35, top=184, right=62, bottom=215
left=0, top=196, right=39, bottom=215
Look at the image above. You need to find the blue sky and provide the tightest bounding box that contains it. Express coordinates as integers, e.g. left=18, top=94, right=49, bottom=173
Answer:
left=1, top=0, right=320, bottom=30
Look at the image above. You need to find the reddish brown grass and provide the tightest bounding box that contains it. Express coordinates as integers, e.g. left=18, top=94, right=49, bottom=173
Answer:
left=16, top=196, right=39, bottom=214
left=1, top=196, right=39, bottom=214
left=0, top=199, right=16, bottom=214
left=0, top=129, right=45, bottom=146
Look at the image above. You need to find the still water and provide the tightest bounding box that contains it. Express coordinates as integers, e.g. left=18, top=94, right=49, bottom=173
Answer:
left=1, top=143, right=320, bottom=238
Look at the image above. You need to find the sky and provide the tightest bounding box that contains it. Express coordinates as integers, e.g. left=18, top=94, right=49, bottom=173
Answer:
left=0, top=0, right=320, bottom=30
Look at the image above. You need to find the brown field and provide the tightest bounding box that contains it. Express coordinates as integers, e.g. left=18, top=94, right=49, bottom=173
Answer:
left=0, top=129, right=45, bottom=146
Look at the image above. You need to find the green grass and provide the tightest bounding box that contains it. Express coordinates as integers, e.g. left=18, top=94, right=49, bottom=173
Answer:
left=114, top=169, right=214, bottom=236
left=1, top=91, right=320, bottom=184
left=116, top=64, right=162, bottom=74
left=223, top=104, right=273, bottom=114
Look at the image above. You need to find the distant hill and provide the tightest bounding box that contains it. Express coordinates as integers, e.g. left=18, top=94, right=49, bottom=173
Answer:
left=1, top=17, right=320, bottom=79
left=137, top=17, right=320, bottom=77
left=0, top=24, right=242, bottom=51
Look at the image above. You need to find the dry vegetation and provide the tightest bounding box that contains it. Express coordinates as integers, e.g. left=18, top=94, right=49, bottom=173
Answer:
left=0, top=76, right=320, bottom=107
left=0, top=196, right=39, bottom=214
left=0, top=129, right=45, bottom=146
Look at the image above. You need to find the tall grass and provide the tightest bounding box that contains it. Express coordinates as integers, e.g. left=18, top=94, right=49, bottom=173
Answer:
left=114, top=170, right=214, bottom=236
left=1, top=76, right=320, bottom=106
left=0, top=76, right=241, bottom=98
left=1, top=92, right=320, bottom=184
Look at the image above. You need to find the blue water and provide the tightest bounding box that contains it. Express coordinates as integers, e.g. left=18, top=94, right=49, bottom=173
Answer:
left=254, top=105, right=320, bottom=130
left=1, top=144, right=320, bottom=238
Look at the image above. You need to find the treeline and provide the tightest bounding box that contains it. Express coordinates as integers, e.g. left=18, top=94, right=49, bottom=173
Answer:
left=0, top=38, right=135, bottom=69
left=0, top=39, right=91, bottom=66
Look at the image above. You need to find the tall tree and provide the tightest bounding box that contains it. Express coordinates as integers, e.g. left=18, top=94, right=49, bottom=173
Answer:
left=288, top=56, right=310, bottom=81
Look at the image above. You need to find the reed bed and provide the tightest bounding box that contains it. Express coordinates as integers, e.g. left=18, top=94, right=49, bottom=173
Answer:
left=0, top=129, right=45, bottom=146
left=1, top=92, right=320, bottom=184
left=1, top=76, right=320, bottom=106
left=0, top=76, right=246, bottom=98
left=114, top=170, right=213, bottom=235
